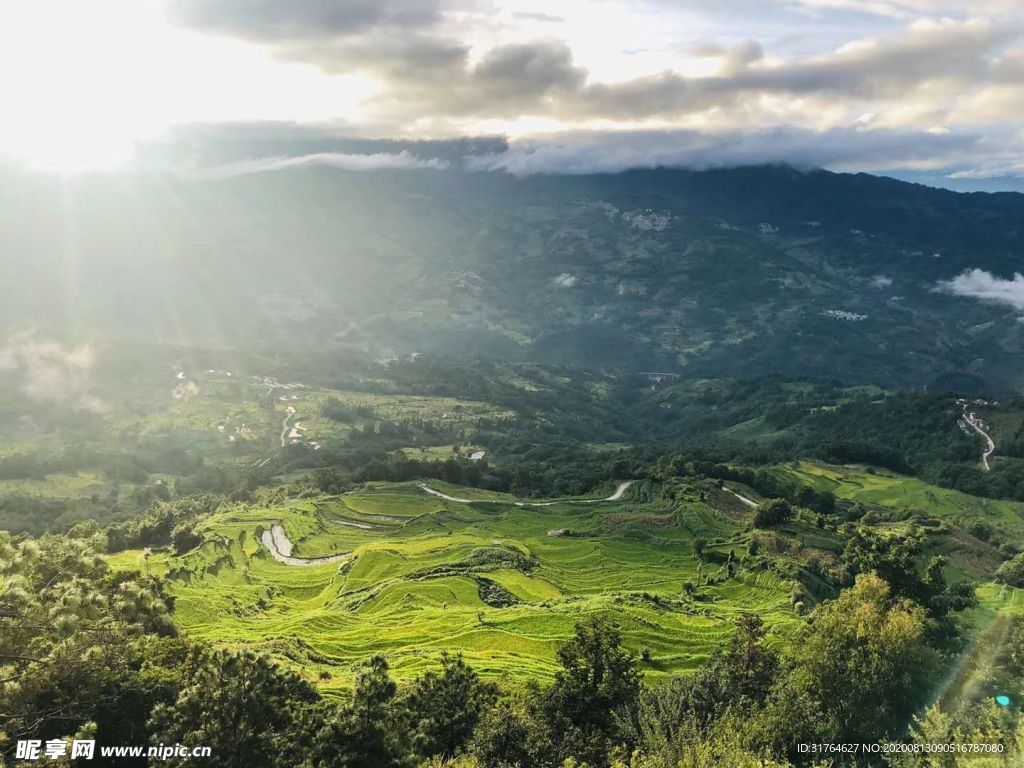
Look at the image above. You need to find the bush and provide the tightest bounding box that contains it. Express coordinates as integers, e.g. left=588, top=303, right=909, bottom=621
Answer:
left=996, top=554, right=1024, bottom=587
left=753, top=499, right=793, bottom=529
left=171, top=524, right=203, bottom=555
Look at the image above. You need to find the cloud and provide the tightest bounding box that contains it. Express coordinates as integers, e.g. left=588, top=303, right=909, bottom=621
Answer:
left=135, top=123, right=507, bottom=169
left=950, top=163, right=1024, bottom=180
left=551, top=273, right=577, bottom=288
left=163, top=2, right=1023, bottom=181
left=196, top=150, right=449, bottom=178
left=168, top=0, right=447, bottom=41
left=788, top=0, right=1022, bottom=19
left=0, top=332, right=107, bottom=413
left=468, top=126, right=978, bottom=175
left=168, top=0, right=475, bottom=84
left=512, top=11, right=565, bottom=23
left=137, top=121, right=999, bottom=185
left=170, top=3, right=1021, bottom=125
left=936, top=269, right=1024, bottom=311
left=558, top=18, right=1016, bottom=121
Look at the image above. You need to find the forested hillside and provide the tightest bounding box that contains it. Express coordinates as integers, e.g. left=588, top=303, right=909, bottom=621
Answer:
left=3, top=164, right=1024, bottom=391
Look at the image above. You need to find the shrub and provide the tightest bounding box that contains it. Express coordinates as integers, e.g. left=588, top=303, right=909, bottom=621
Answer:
left=753, top=499, right=793, bottom=529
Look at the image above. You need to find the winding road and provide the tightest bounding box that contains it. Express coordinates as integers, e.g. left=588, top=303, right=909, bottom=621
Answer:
left=260, top=524, right=350, bottom=566
left=418, top=480, right=635, bottom=506
left=263, top=482, right=636, bottom=566
left=280, top=407, right=296, bottom=448
left=724, top=487, right=759, bottom=508
left=962, top=404, right=995, bottom=472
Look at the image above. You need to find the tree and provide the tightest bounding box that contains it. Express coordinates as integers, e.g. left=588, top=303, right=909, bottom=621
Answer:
left=313, top=467, right=348, bottom=494
left=543, top=619, right=641, bottom=767
left=442, top=459, right=464, bottom=485
left=626, top=611, right=779, bottom=765
left=996, top=553, right=1024, bottom=587
left=841, top=527, right=974, bottom=628
left=764, top=573, right=939, bottom=754
left=148, top=649, right=319, bottom=768
left=469, top=700, right=550, bottom=768
left=404, top=653, right=497, bottom=760
left=716, top=614, right=779, bottom=708
left=753, top=499, right=792, bottom=529
left=841, top=526, right=928, bottom=601
left=692, top=537, right=706, bottom=560
left=171, top=524, right=202, bottom=555
left=0, top=530, right=178, bottom=759
left=313, top=655, right=406, bottom=768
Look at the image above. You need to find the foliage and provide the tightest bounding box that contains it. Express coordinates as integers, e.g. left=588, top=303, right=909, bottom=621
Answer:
left=542, top=619, right=641, bottom=768
left=995, top=553, right=1024, bottom=587
left=754, top=499, right=793, bottom=528
left=0, top=529, right=178, bottom=760
left=312, top=656, right=407, bottom=768
left=403, top=652, right=497, bottom=761
left=149, top=649, right=319, bottom=768
left=764, top=573, right=940, bottom=754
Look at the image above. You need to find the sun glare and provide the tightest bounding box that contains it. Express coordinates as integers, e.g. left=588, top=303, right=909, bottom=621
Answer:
left=0, top=1, right=168, bottom=172
left=0, top=0, right=375, bottom=173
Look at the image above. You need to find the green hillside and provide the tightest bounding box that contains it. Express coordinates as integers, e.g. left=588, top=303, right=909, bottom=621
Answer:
left=772, top=461, right=1024, bottom=528
left=109, top=482, right=799, bottom=689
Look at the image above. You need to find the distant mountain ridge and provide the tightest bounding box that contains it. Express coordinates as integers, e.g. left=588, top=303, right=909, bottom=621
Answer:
left=2, top=163, right=1022, bottom=391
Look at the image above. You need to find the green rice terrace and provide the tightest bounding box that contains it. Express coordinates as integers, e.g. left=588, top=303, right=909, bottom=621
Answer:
left=773, top=461, right=1024, bottom=526
left=107, top=480, right=800, bottom=691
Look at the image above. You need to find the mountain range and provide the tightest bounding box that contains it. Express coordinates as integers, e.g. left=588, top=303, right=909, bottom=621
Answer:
left=3, top=162, right=1023, bottom=392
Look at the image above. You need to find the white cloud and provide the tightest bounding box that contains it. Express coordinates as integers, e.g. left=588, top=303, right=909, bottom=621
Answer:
left=3, top=0, right=1020, bottom=183
left=936, top=269, right=1024, bottom=311
left=789, top=0, right=1021, bottom=19
left=197, top=151, right=448, bottom=178
left=552, top=273, right=577, bottom=287
left=0, top=332, right=108, bottom=412
left=467, top=126, right=977, bottom=175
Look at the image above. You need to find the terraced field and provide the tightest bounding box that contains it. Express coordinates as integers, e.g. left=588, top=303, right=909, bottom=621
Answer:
left=108, top=482, right=799, bottom=691
left=774, top=461, right=1024, bottom=528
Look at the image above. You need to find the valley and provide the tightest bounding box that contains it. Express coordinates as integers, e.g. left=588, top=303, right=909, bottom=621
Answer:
left=5, top=165, right=1024, bottom=767
left=4, top=0, right=1024, bottom=760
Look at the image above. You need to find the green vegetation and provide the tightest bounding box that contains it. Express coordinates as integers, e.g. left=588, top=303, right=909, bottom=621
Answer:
left=108, top=482, right=799, bottom=686
left=3, top=304, right=1024, bottom=765
left=8, top=518, right=1022, bottom=767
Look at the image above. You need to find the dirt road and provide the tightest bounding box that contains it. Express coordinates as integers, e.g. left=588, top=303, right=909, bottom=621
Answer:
left=962, top=404, right=995, bottom=471
left=418, top=480, right=635, bottom=506
left=260, top=524, right=349, bottom=566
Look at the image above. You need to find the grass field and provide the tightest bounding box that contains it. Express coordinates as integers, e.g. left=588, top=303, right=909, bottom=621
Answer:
left=773, top=461, right=1024, bottom=528
left=110, top=482, right=799, bottom=690
left=279, top=389, right=513, bottom=448
left=0, top=366, right=514, bottom=504
left=98, top=457, right=1024, bottom=694
left=0, top=471, right=111, bottom=497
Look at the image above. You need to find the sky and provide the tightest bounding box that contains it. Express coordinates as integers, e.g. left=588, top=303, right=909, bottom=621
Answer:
left=0, top=0, right=1021, bottom=187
